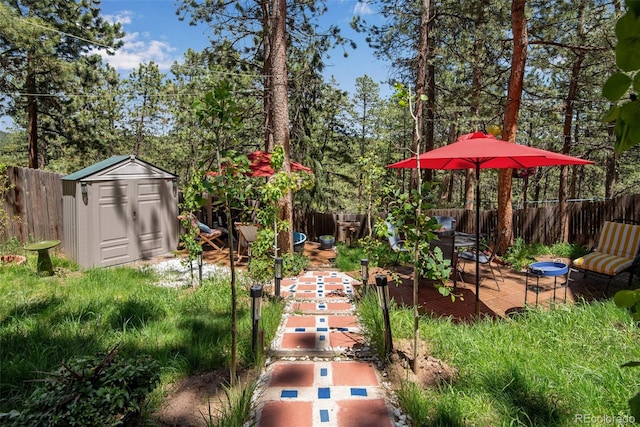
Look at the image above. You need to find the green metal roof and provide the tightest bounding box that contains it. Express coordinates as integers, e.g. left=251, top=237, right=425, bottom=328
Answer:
left=62, top=155, right=131, bottom=181
left=62, top=155, right=176, bottom=181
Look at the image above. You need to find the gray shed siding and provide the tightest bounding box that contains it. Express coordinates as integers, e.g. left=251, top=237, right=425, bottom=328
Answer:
left=62, top=156, right=178, bottom=268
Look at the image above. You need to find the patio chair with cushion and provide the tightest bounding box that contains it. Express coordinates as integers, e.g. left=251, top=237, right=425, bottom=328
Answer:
left=235, top=222, right=259, bottom=264
left=572, top=219, right=640, bottom=295
left=458, top=228, right=505, bottom=291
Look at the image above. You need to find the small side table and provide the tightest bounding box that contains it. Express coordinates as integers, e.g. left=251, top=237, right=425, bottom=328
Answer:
left=337, top=221, right=361, bottom=246
left=24, top=240, right=60, bottom=276
left=525, top=261, right=570, bottom=306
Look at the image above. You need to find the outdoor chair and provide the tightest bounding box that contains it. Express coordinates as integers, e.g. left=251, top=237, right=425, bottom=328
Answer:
left=179, top=213, right=224, bottom=252
left=572, top=219, right=640, bottom=295
left=234, top=222, right=259, bottom=264
left=385, top=221, right=409, bottom=263
left=434, top=216, right=456, bottom=232
left=458, top=229, right=505, bottom=291
left=385, top=221, right=406, bottom=251
left=429, top=230, right=457, bottom=289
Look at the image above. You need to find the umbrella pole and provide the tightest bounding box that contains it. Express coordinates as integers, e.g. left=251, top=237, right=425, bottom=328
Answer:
left=475, top=165, right=481, bottom=316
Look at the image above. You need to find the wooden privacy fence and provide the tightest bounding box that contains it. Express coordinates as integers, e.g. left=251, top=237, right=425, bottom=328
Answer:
left=1, top=166, right=64, bottom=244
left=2, top=165, right=640, bottom=250
left=302, top=194, right=640, bottom=249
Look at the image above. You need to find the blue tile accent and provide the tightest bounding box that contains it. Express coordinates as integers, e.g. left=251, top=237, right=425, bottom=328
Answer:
left=317, top=327, right=328, bottom=332
left=281, top=390, right=298, bottom=398
left=319, top=318, right=326, bottom=323
left=319, top=335, right=326, bottom=341
left=320, top=368, right=328, bottom=377
left=320, top=409, right=330, bottom=422
left=318, top=387, right=331, bottom=399
left=318, top=304, right=326, bottom=309
left=295, top=327, right=306, bottom=332
left=337, top=327, right=348, bottom=332
left=350, top=388, right=367, bottom=396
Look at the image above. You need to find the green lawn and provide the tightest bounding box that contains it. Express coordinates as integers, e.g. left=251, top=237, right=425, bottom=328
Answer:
left=0, top=255, right=283, bottom=420
left=359, top=292, right=640, bottom=426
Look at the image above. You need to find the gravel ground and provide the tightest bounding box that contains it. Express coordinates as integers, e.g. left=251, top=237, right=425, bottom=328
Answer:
left=141, top=258, right=232, bottom=288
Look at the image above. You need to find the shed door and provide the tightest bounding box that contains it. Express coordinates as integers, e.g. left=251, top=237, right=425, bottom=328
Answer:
left=95, top=179, right=168, bottom=267
left=136, top=180, right=165, bottom=257
left=96, top=181, right=135, bottom=266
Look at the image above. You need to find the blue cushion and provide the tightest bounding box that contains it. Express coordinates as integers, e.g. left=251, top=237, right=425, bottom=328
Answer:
left=197, top=221, right=212, bottom=234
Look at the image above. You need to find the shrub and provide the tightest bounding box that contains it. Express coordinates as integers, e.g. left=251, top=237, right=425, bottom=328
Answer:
left=2, top=345, right=160, bottom=426
left=248, top=251, right=309, bottom=282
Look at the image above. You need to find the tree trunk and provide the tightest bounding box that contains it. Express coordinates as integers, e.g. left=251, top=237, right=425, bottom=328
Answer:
left=27, top=65, right=39, bottom=169
left=262, top=0, right=274, bottom=152
left=410, top=0, right=430, bottom=191
left=271, top=0, right=293, bottom=253
left=558, top=54, right=583, bottom=242
left=558, top=0, right=586, bottom=242
left=464, top=0, right=488, bottom=212
left=498, top=0, right=528, bottom=253
left=423, top=0, right=436, bottom=184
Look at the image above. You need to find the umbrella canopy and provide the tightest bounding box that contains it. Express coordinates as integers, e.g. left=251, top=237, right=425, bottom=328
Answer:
left=388, top=132, right=593, bottom=170
left=388, top=131, right=594, bottom=315
left=248, top=150, right=312, bottom=177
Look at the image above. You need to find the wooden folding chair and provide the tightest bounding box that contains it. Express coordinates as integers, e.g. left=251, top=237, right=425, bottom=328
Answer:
left=179, top=213, right=225, bottom=252
left=198, top=229, right=224, bottom=251
left=234, top=222, right=259, bottom=263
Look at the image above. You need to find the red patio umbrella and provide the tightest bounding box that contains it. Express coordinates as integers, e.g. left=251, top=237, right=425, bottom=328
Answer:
left=388, top=131, right=594, bottom=315
left=247, top=150, right=312, bottom=177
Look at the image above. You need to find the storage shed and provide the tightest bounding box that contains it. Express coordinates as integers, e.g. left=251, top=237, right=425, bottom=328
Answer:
left=62, top=155, right=178, bottom=268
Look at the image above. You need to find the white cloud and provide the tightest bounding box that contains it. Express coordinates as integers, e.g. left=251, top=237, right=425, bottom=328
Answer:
left=354, top=1, right=374, bottom=15
left=92, top=11, right=180, bottom=71
left=103, top=11, right=133, bottom=25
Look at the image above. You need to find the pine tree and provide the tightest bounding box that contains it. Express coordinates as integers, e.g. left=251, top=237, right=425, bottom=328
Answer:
left=0, top=0, right=123, bottom=168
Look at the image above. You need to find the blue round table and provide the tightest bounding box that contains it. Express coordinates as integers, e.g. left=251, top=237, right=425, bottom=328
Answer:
left=525, top=261, right=570, bottom=306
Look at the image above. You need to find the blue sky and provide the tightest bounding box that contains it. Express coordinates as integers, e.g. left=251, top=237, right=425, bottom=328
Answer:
left=97, top=0, right=393, bottom=96
left=0, top=1, right=393, bottom=132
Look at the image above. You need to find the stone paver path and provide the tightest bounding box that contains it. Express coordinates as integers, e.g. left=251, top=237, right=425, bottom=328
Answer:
left=252, top=270, right=398, bottom=427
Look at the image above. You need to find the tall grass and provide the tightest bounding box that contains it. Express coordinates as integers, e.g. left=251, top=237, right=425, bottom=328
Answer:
left=0, top=255, right=284, bottom=418
left=203, top=381, right=258, bottom=427
left=359, top=299, right=640, bottom=426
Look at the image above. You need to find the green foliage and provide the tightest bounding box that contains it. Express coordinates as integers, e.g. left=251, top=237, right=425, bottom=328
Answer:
left=603, top=3, right=640, bottom=153
left=356, top=291, right=387, bottom=359
left=0, top=253, right=284, bottom=419
left=503, top=238, right=589, bottom=271
left=203, top=381, right=257, bottom=427
left=247, top=252, right=309, bottom=283
left=361, top=299, right=640, bottom=425
left=613, top=285, right=640, bottom=419
left=335, top=244, right=367, bottom=271
left=3, top=346, right=160, bottom=426
left=179, top=173, right=207, bottom=275
left=385, top=184, right=452, bottom=291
